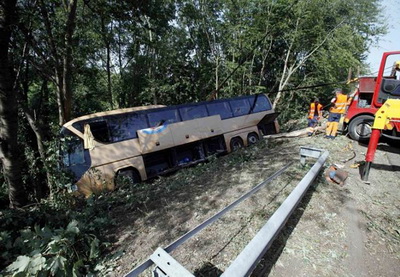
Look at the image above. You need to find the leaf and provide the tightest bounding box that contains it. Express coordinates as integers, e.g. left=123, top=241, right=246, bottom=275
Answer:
left=6, top=255, right=30, bottom=274
left=0, top=232, right=13, bottom=249
left=72, top=259, right=84, bottom=277
left=89, top=238, right=100, bottom=259
left=49, top=255, right=67, bottom=276
left=29, top=253, right=46, bottom=274
left=66, top=220, right=80, bottom=235
left=41, top=226, right=54, bottom=239
left=46, top=236, right=63, bottom=254
left=94, top=264, right=105, bottom=271
left=107, top=250, right=124, bottom=262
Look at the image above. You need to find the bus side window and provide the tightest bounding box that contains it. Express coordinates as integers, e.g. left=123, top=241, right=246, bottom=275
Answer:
left=109, top=113, right=148, bottom=141
left=147, top=108, right=180, bottom=127
left=206, top=102, right=233, bottom=119
left=179, top=105, right=208, bottom=121
left=89, top=120, right=110, bottom=143
left=249, top=95, right=272, bottom=113
left=229, top=98, right=251, bottom=117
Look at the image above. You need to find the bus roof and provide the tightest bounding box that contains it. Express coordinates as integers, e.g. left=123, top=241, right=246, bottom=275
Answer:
left=63, top=94, right=270, bottom=130
left=62, top=105, right=166, bottom=129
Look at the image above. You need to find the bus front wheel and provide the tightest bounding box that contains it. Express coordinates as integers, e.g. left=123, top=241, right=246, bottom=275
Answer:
left=348, top=115, right=374, bottom=141
left=230, top=137, right=244, bottom=151
left=115, top=168, right=141, bottom=188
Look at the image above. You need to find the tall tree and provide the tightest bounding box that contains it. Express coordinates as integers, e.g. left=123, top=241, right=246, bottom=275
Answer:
left=23, top=0, right=79, bottom=125
left=0, top=0, right=27, bottom=208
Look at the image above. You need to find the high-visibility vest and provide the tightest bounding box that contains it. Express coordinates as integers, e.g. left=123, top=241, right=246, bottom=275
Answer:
left=330, top=94, right=348, bottom=114
left=308, top=102, right=323, bottom=119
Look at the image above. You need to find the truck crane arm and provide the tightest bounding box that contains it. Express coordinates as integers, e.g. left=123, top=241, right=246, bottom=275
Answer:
left=361, top=99, right=400, bottom=181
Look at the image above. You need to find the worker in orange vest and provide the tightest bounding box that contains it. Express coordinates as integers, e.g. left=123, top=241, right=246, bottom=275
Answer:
left=307, top=98, right=323, bottom=136
left=325, top=89, right=349, bottom=139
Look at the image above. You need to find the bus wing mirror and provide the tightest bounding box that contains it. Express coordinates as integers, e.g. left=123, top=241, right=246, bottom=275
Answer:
left=84, top=124, right=96, bottom=150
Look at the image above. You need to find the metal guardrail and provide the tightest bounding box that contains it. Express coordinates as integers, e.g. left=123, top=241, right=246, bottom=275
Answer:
left=221, top=147, right=329, bottom=276
left=125, top=162, right=293, bottom=277
left=124, top=147, right=328, bottom=277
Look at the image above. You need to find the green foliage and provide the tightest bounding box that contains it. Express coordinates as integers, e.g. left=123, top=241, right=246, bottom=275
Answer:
left=0, top=191, right=120, bottom=276
left=3, top=220, right=95, bottom=276
left=8, top=0, right=386, bottom=145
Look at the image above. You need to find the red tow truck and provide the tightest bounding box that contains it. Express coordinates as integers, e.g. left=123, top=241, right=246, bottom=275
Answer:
left=343, top=51, right=400, bottom=142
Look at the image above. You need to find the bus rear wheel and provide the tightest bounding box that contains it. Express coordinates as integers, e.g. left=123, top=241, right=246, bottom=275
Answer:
left=348, top=115, right=374, bottom=141
left=230, top=137, right=244, bottom=151
left=115, top=168, right=141, bottom=188
left=247, top=133, right=259, bottom=145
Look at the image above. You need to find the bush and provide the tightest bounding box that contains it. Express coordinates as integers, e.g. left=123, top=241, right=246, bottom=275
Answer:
left=0, top=192, right=117, bottom=276
left=3, top=220, right=99, bottom=276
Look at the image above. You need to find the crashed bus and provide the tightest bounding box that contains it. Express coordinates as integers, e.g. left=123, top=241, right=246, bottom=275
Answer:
left=60, top=94, right=278, bottom=196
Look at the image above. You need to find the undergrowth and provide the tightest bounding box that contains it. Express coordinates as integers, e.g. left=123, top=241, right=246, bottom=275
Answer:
left=1, top=139, right=275, bottom=276
left=108, top=141, right=272, bottom=210
left=0, top=192, right=122, bottom=276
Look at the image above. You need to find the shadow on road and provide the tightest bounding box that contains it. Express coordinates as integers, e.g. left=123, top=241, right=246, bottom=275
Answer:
left=371, top=163, right=400, bottom=172
left=357, top=139, right=400, bottom=155
left=194, top=262, right=223, bottom=277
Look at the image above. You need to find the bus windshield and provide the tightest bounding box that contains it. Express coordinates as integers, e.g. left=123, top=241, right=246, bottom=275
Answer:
left=60, top=129, right=85, bottom=167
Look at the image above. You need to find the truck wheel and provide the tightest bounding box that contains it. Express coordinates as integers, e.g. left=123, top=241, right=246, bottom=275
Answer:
left=348, top=115, right=374, bottom=141
left=230, top=137, right=244, bottom=151
left=115, top=169, right=141, bottom=188
left=247, top=133, right=259, bottom=145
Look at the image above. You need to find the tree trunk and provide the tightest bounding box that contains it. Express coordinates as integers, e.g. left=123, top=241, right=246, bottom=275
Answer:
left=0, top=0, right=28, bottom=208
left=15, top=26, right=50, bottom=201
left=21, top=77, right=51, bottom=199
left=38, top=0, right=78, bottom=125
left=258, top=39, right=272, bottom=86
left=145, top=16, right=157, bottom=105
left=101, top=16, right=113, bottom=109
left=62, top=56, right=72, bottom=123
left=248, top=52, right=256, bottom=93
left=264, top=124, right=327, bottom=139
left=117, top=21, right=125, bottom=107
left=55, top=71, right=65, bottom=125
left=106, top=41, right=113, bottom=108
left=62, top=0, right=78, bottom=124
left=215, top=56, right=219, bottom=99
left=38, top=0, right=68, bottom=125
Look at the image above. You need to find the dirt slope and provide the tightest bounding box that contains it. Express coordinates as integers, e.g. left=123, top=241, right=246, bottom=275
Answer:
left=111, top=134, right=400, bottom=277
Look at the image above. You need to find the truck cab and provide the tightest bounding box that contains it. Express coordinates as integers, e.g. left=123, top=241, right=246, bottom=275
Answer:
left=344, top=51, right=400, bottom=141
left=344, top=76, right=377, bottom=141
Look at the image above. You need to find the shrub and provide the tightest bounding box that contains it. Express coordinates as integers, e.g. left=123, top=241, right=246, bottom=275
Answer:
left=0, top=192, right=116, bottom=276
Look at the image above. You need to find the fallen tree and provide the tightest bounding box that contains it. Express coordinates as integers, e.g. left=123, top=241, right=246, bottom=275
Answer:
left=264, top=122, right=327, bottom=139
